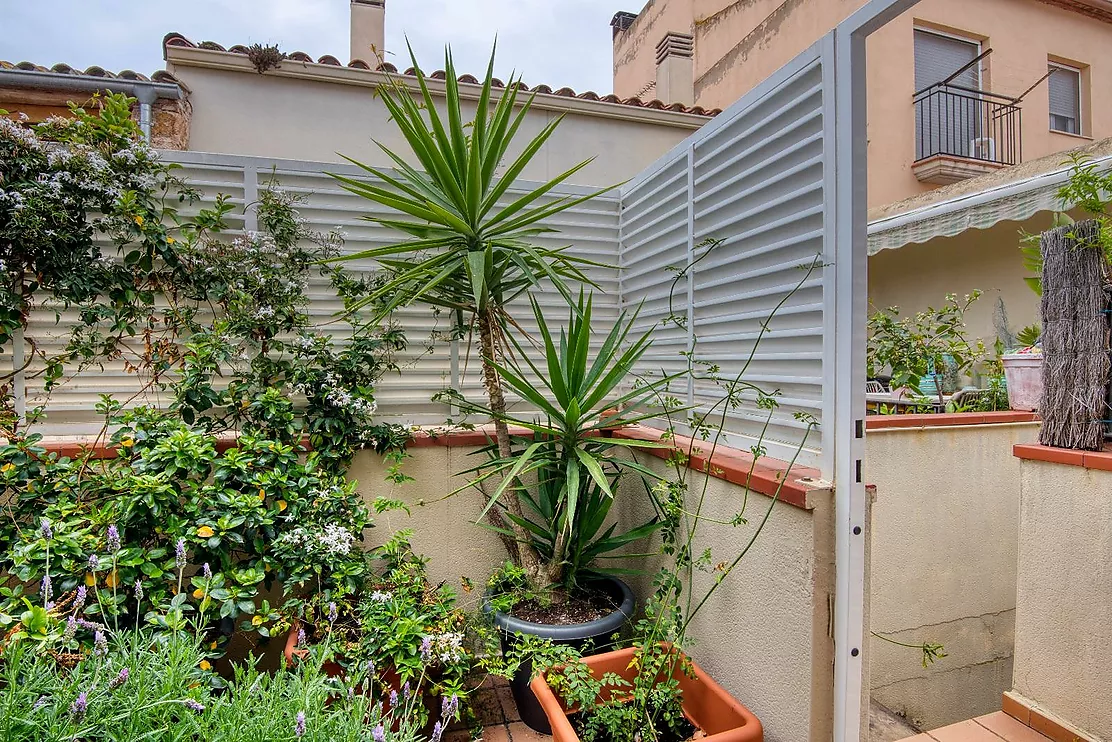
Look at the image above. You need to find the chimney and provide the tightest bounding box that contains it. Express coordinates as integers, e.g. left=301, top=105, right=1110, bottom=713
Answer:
left=655, top=32, right=694, bottom=106
left=350, top=0, right=385, bottom=64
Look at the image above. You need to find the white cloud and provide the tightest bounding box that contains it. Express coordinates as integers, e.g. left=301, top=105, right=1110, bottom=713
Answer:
left=3, top=0, right=637, bottom=93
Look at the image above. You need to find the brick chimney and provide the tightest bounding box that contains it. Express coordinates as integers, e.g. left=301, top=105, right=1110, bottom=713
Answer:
left=655, top=32, right=694, bottom=106
left=350, top=0, right=385, bottom=64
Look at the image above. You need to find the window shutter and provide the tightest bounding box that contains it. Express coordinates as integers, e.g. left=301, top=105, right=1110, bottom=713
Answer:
left=914, top=30, right=979, bottom=91
left=1048, top=66, right=1081, bottom=134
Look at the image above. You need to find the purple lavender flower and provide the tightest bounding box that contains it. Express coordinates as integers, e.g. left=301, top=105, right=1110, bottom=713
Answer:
left=175, top=538, right=187, bottom=569
left=77, top=618, right=103, bottom=631
left=33, top=695, right=49, bottom=711
left=443, top=694, right=459, bottom=719
left=297, top=627, right=306, bottom=646
left=431, top=720, right=444, bottom=742
left=402, top=681, right=410, bottom=700
left=184, top=699, right=205, bottom=714
left=94, top=630, right=108, bottom=657
left=372, top=724, right=386, bottom=742
left=40, top=574, right=53, bottom=608
left=63, top=615, right=77, bottom=642
left=134, top=580, right=144, bottom=603
left=40, top=518, right=52, bottom=541
left=69, top=691, right=87, bottom=721
left=74, top=585, right=87, bottom=611
left=106, top=524, right=120, bottom=553
left=327, top=601, right=338, bottom=624
left=420, top=635, right=433, bottom=661
left=88, top=554, right=99, bottom=572
left=110, top=667, right=129, bottom=689
left=366, top=660, right=375, bottom=678
left=295, top=711, right=307, bottom=738
left=389, top=690, right=398, bottom=708
left=202, top=563, right=212, bottom=580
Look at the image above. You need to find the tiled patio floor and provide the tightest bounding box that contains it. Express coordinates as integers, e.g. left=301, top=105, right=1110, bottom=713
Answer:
left=900, top=713, right=1053, bottom=742
left=446, top=677, right=551, bottom=742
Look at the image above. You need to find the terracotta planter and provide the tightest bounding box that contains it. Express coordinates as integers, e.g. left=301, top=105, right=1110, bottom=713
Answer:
left=1002, top=353, right=1043, bottom=412
left=530, top=645, right=763, bottom=742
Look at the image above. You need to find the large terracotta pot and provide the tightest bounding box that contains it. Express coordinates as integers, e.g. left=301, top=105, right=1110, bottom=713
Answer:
left=530, top=645, right=763, bottom=742
left=1002, top=353, right=1043, bottom=412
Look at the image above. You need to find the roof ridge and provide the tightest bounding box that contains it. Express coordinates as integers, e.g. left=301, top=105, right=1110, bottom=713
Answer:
left=161, top=32, right=719, bottom=118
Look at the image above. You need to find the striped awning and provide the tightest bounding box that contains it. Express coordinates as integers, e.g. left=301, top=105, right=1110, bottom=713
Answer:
left=867, top=150, right=1112, bottom=255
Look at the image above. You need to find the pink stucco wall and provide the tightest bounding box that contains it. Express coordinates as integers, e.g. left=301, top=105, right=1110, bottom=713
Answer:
left=613, top=0, right=1112, bottom=208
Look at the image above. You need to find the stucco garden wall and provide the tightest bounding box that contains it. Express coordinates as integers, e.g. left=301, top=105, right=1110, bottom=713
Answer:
left=350, top=436, right=839, bottom=742
left=864, top=419, right=1040, bottom=730
left=166, top=54, right=706, bottom=189
left=1009, top=457, right=1112, bottom=742
left=610, top=454, right=837, bottom=742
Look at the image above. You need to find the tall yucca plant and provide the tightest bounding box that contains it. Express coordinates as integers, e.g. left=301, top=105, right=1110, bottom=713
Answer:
left=329, top=44, right=617, bottom=582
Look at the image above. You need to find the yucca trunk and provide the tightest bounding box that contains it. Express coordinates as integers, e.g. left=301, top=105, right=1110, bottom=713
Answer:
left=477, top=307, right=547, bottom=585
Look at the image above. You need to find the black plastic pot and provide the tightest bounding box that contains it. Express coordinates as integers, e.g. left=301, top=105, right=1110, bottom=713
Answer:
left=484, top=577, right=635, bottom=733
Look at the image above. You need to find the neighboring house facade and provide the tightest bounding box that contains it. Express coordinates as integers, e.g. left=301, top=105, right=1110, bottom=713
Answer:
left=612, top=0, right=1112, bottom=209
left=0, top=61, right=190, bottom=149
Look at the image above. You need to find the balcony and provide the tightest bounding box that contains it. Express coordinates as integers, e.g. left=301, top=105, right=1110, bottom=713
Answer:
left=913, top=83, right=1022, bottom=185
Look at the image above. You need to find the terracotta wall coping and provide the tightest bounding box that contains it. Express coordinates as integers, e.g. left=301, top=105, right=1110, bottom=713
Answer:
left=610, top=426, right=826, bottom=511
left=866, top=411, right=1040, bottom=430
left=1013, top=442, right=1112, bottom=471
left=26, top=425, right=826, bottom=510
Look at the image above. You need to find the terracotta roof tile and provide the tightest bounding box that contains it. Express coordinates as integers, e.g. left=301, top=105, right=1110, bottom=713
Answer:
left=227, top=45, right=251, bottom=55
left=0, top=58, right=183, bottom=89
left=160, top=33, right=717, bottom=117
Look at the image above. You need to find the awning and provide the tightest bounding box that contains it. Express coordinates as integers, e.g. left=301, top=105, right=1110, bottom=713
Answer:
left=867, top=145, right=1112, bottom=255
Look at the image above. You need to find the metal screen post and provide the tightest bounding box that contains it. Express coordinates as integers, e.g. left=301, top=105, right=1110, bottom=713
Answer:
left=831, top=4, right=922, bottom=741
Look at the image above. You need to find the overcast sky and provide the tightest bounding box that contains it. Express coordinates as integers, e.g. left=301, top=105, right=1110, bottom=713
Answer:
left=2, top=0, right=640, bottom=94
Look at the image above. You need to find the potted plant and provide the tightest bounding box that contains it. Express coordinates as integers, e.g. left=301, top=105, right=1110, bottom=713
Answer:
left=450, top=294, right=674, bottom=730
left=520, top=250, right=823, bottom=742
left=283, top=531, right=472, bottom=708
left=1000, top=324, right=1042, bottom=412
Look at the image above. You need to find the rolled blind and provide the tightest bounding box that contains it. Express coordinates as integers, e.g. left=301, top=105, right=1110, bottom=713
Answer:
left=1048, top=66, right=1081, bottom=134
left=914, top=30, right=979, bottom=91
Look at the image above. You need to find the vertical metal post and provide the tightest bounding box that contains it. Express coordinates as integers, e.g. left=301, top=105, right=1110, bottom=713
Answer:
left=686, top=147, right=696, bottom=409
left=831, top=2, right=923, bottom=739
left=242, top=164, right=260, bottom=232
left=12, top=326, right=26, bottom=423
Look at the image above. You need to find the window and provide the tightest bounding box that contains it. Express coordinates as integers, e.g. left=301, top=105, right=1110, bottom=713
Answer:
left=914, top=29, right=982, bottom=161
left=1048, top=64, right=1082, bottom=135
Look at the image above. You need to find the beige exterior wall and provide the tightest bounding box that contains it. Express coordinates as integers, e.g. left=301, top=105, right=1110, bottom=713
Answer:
left=1012, top=459, right=1112, bottom=742
left=352, top=443, right=839, bottom=742
left=613, top=0, right=1112, bottom=208
left=867, top=215, right=1053, bottom=348
left=613, top=0, right=695, bottom=102
left=865, top=422, right=1039, bottom=729
left=612, top=458, right=837, bottom=742
left=167, top=48, right=707, bottom=189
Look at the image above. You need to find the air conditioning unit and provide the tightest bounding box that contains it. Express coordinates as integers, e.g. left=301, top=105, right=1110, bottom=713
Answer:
left=969, top=137, right=997, bottom=161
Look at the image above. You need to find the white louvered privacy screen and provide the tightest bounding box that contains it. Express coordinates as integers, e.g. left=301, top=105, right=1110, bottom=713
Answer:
left=621, top=48, right=832, bottom=466
left=16, top=47, right=836, bottom=467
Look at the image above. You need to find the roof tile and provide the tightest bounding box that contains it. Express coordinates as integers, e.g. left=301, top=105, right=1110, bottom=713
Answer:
left=156, top=33, right=718, bottom=117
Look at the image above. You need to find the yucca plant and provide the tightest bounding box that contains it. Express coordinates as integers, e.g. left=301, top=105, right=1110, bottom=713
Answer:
left=453, top=293, right=680, bottom=595
left=329, top=44, right=617, bottom=584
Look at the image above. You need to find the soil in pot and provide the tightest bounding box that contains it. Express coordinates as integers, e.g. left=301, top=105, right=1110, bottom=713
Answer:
left=487, top=577, right=635, bottom=734
left=570, top=700, right=698, bottom=742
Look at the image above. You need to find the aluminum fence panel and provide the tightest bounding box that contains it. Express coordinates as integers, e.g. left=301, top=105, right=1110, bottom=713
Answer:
left=619, top=45, right=832, bottom=466
left=16, top=152, right=621, bottom=433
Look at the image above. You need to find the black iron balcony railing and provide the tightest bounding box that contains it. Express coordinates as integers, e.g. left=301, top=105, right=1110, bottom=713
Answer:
left=914, top=83, right=1022, bottom=167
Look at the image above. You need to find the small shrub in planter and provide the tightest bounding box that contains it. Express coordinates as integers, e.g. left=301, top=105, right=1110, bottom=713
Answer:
left=284, top=531, right=472, bottom=710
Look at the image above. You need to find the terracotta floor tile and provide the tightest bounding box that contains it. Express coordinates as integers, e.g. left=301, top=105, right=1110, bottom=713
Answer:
left=506, top=721, right=552, bottom=742
left=472, top=688, right=507, bottom=727
left=482, top=725, right=510, bottom=742
left=895, top=735, right=937, bottom=742
left=974, top=712, right=1053, bottom=741
left=496, top=686, right=520, bottom=723
left=929, top=719, right=1008, bottom=742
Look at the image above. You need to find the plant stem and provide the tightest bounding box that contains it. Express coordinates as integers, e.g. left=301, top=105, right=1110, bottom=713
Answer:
left=476, top=307, right=544, bottom=586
